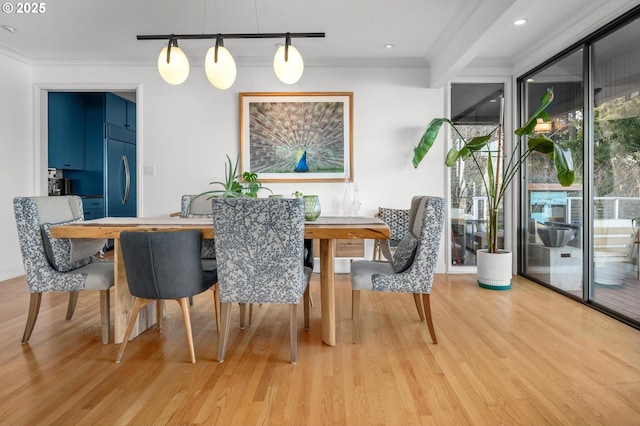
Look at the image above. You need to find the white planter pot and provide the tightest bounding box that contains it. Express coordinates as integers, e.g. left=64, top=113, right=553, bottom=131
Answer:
left=476, top=249, right=512, bottom=290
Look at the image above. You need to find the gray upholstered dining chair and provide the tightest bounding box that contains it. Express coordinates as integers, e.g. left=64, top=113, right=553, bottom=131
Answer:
left=116, top=230, right=218, bottom=363
left=351, top=196, right=445, bottom=344
left=13, top=196, right=113, bottom=344
left=212, top=198, right=312, bottom=364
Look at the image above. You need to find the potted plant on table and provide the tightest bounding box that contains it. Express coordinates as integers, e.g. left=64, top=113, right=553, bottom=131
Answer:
left=412, top=88, right=575, bottom=289
left=204, top=154, right=269, bottom=198
left=187, top=154, right=270, bottom=213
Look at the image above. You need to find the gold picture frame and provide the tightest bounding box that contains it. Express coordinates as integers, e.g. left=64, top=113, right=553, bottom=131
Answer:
left=239, top=92, right=353, bottom=182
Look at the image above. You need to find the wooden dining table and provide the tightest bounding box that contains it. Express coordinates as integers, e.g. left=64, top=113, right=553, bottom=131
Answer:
left=50, top=216, right=390, bottom=346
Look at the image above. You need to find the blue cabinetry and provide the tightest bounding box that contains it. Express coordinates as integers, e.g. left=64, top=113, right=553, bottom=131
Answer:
left=48, top=92, right=86, bottom=170
left=81, top=197, right=105, bottom=219
left=126, top=101, right=136, bottom=131
left=62, top=92, right=137, bottom=218
left=105, top=93, right=136, bottom=130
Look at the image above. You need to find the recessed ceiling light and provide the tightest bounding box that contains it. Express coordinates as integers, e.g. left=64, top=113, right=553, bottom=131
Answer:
left=527, top=78, right=535, bottom=82
left=489, top=99, right=497, bottom=103
left=384, top=44, right=394, bottom=49
left=1, top=25, right=16, bottom=33
left=514, top=18, right=527, bottom=26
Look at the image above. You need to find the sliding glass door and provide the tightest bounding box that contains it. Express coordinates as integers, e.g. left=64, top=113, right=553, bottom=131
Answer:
left=522, top=50, right=584, bottom=296
left=590, top=18, right=640, bottom=322
left=520, top=6, right=640, bottom=327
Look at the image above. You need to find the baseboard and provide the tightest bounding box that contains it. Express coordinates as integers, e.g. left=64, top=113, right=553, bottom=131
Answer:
left=0, top=266, right=24, bottom=282
left=2, top=258, right=364, bottom=282
left=311, top=257, right=363, bottom=274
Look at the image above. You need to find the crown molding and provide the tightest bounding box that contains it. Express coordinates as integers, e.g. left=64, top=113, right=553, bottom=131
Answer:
left=8, top=53, right=428, bottom=69
left=0, top=44, right=32, bottom=65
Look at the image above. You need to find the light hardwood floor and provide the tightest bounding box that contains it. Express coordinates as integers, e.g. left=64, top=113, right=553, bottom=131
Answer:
left=1, top=272, right=639, bottom=425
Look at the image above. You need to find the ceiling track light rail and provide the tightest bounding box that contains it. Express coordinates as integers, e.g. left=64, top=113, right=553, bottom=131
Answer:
left=137, top=32, right=325, bottom=88
left=136, top=32, right=325, bottom=41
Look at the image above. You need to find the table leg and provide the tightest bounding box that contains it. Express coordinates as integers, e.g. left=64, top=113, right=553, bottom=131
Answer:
left=320, top=239, right=336, bottom=346
left=113, top=239, right=158, bottom=344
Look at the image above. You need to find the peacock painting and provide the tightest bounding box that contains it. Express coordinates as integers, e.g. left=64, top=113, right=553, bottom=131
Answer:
left=247, top=100, right=345, bottom=174
left=295, top=150, right=309, bottom=172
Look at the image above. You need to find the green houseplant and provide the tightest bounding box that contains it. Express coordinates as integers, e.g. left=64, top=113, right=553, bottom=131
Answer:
left=203, top=154, right=268, bottom=198
left=412, top=88, right=575, bottom=288
left=187, top=155, right=270, bottom=213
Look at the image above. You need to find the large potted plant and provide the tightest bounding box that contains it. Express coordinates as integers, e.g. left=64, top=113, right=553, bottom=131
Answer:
left=412, top=88, right=575, bottom=289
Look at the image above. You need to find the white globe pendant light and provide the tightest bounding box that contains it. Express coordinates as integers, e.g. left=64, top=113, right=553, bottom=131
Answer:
left=139, top=32, right=322, bottom=86
left=205, top=37, right=237, bottom=90
left=157, top=38, right=189, bottom=85
left=273, top=34, right=304, bottom=84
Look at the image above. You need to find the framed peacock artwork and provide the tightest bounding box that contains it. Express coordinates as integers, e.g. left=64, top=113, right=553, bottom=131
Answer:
left=240, top=92, right=353, bottom=182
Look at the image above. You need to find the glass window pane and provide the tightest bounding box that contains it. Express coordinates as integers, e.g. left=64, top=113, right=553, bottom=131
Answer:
left=591, top=18, right=640, bottom=322
left=523, top=49, right=584, bottom=295
left=450, top=83, right=504, bottom=267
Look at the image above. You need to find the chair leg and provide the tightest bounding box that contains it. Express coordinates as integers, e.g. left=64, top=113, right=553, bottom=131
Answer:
left=66, top=291, right=79, bottom=320
left=218, top=302, right=232, bottom=362
left=239, top=303, right=247, bottom=329
left=352, top=290, right=360, bottom=344
left=212, top=284, right=220, bottom=334
left=238, top=303, right=253, bottom=329
left=156, top=300, right=163, bottom=331
left=422, top=293, right=437, bottom=344
left=289, top=304, right=298, bottom=364
left=116, top=297, right=147, bottom=363
left=100, top=289, right=110, bottom=344
left=303, top=287, right=310, bottom=331
left=177, top=298, right=196, bottom=363
left=413, top=293, right=425, bottom=321
left=22, top=293, right=42, bottom=344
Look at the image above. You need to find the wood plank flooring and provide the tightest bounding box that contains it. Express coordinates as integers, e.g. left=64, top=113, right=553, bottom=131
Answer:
left=530, top=261, right=640, bottom=322
left=1, top=272, right=639, bottom=425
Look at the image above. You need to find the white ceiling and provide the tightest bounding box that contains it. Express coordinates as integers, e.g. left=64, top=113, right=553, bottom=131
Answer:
left=0, top=0, right=637, bottom=86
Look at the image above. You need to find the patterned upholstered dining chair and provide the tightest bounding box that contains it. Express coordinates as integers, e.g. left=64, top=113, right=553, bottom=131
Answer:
left=373, top=206, right=411, bottom=261
left=13, top=196, right=113, bottom=344
left=351, top=196, right=445, bottom=344
left=180, top=194, right=217, bottom=271
left=181, top=193, right=314, bottom=270
left=176, top=194, right=222, bottom=330
left=180, top=194, right=312, bottom=329
left=212, top=198, right=312, bottom=364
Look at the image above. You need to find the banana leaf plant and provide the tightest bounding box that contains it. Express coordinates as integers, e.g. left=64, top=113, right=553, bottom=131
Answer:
left=413, top=88, right=575, bottom=253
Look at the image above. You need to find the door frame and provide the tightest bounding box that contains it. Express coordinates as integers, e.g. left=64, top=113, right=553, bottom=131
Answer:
left=444, top=77, right=513, bottom=273
left=34, top=83, right=142, bottom=215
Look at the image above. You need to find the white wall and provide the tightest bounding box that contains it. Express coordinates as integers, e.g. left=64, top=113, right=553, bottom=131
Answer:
left=1, top=61, right=448, bottom=278
left=149, top=66, right=445, bottom=214
left=0, top=55, right=32, bottom=280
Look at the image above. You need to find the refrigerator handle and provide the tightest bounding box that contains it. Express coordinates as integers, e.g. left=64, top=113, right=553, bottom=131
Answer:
left=122, top=155, right=130, bottom=205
